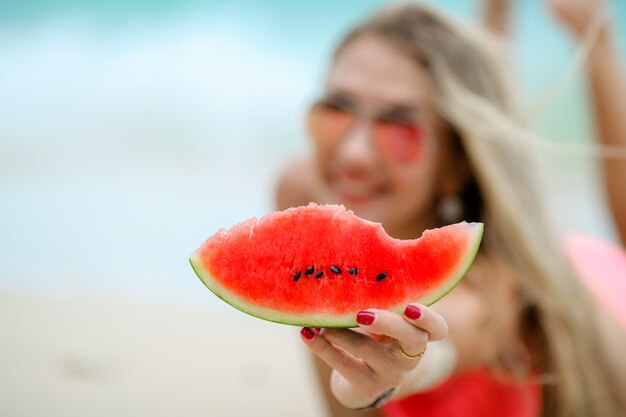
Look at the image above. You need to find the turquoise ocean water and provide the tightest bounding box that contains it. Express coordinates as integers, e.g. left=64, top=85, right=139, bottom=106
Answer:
left=0, top=1, right=625, bottom=308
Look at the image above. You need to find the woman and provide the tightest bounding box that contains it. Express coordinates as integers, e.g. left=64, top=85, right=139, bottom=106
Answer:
left=276, top=3, right=626, bottom=417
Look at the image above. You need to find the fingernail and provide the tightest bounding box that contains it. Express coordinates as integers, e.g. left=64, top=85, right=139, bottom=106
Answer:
left=404, top=305, right=422, bottom=320
left=356, top=311, right=376, bottom=325
left=301, top=327, right=315, bottom=340
left=314, top=328, right=321, bottom=332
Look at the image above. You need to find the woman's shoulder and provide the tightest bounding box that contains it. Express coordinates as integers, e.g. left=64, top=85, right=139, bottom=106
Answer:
left=275, top=156, right=318, bottom=210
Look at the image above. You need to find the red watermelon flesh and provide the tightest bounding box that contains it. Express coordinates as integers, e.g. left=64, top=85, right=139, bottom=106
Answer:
left=190, top=204, right=483, bottom=327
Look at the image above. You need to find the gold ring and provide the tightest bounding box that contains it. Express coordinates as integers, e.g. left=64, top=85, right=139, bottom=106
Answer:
left=399, top=343, right=426, bottom=360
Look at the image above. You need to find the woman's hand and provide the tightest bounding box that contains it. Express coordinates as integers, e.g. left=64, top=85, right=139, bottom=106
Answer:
left=548, top=0, right=610, bottom=40
left=300, top=304, right=448, bottom=409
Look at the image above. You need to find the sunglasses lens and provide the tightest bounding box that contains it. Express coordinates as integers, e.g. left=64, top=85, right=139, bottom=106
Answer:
left=307, top=103, right=354, bottom=144
left=374, top=120, right=425, bottom=163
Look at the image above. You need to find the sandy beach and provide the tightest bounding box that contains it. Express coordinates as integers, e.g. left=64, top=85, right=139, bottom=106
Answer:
left=0, top=291, right=327, bottom=417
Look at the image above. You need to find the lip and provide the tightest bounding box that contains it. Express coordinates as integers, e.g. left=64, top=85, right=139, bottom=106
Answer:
left=331, top=175, right=386, bottom=205
left=336, top=191, right=377, bottom=205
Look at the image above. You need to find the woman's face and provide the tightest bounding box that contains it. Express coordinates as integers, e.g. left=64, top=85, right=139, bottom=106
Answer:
left=310, top=35, right=465, bottom=238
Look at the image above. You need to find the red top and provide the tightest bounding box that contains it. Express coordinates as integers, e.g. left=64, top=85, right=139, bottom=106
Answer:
left=381, top=369, right=541, bottom=417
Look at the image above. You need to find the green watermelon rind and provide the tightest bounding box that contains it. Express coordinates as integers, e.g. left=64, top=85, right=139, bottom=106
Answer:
left=414, top=222, right=484, bottom=307
left=189, top=222, right=483, bottom=328
left=190, top=253, right=358, bottom=326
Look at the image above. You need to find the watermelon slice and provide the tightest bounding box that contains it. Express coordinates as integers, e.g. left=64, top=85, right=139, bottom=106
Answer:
left=190, top=204, right=483, bottom=327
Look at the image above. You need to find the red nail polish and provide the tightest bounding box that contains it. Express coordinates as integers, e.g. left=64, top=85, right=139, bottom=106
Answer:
left=314, top=328, right=321, bottom=332
left=301, top=327, right=315, bottom=340
left=404, top=305, right=422, bottom=320
left=356, top=311, right=376, bottom=325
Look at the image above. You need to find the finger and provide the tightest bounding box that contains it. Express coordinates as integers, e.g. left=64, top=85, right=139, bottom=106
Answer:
left=321, top=328, right=400, bottom=377
left=356, top=309, right=428, bottom=358
left=402, top=304, right=448, bottom=341
left=299, top=327, right=375, bottom=385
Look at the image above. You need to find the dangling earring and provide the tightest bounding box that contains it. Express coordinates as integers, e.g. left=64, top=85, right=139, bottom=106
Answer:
left=437, top=194, right=464, bottom=224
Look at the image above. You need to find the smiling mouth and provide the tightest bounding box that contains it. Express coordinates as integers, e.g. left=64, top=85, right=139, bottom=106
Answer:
left=337, top=192, right=375, bottom=204
left=331, top=177, right=387, bottom=205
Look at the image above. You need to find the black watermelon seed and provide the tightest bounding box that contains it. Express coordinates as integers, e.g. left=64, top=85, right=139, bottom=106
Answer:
left=330, top=265, right=342, bottom=274
left=305, top=266, right=315, bottom=276
left=375, top=272, right=388, bottom=282
left=293, top=271, right=302, bottom=282
left=316, top=270, right=324, bottom=279
left=348, top=267, right=358, bottom=275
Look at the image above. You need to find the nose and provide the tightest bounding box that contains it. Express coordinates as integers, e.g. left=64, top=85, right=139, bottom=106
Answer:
left=336, top=116, right=378, bottom=167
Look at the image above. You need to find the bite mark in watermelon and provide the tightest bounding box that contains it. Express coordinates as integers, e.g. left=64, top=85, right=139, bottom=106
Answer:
left=190, top=204, right=483, bottom=327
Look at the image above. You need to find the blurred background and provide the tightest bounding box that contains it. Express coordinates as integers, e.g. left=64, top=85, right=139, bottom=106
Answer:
left=1, top=0, right=625, bottom=416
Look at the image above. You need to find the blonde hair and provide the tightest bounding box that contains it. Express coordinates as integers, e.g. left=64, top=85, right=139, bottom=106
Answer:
left=335, top=2, right=624, bottom=416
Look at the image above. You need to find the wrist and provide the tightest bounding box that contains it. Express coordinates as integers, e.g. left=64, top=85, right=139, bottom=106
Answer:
left=394, top=338, right=458, bottom=398
left=353, top=387, right=397, bottom=410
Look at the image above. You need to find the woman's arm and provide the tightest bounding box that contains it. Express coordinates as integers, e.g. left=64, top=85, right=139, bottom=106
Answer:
left=549, top=0, right=626, bottom=244
left=590, top=35, right=626, bottom=244
left=482, top=0, right=514, bottom=38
